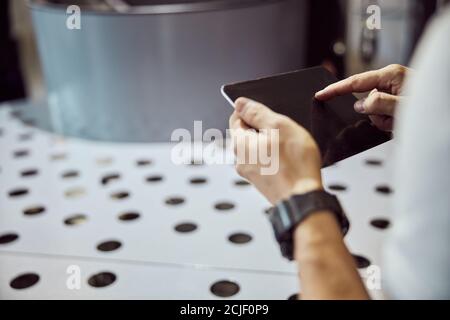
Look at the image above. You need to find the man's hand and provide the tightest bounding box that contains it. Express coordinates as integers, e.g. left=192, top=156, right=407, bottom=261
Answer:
left=229, top=97, right=369, bottom=300
left=229, top=97, right=323, bottom=204
left=315, top=64, right=410, bottom=131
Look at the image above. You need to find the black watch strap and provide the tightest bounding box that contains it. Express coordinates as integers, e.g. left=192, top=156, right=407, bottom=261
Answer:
left=268, top=190, right=350, bottom=260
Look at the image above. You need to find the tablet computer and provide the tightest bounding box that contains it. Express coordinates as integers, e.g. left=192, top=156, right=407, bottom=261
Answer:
left=221, top=66, right=391, bottom=167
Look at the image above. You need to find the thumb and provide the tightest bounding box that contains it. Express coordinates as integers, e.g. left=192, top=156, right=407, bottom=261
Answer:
left=355, top=90, right=401, bottom=116
left=235, top=97, right=278, bottom=129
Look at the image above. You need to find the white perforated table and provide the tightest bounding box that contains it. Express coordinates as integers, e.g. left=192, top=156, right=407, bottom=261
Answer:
left=0, top=104, right=394, bottom=299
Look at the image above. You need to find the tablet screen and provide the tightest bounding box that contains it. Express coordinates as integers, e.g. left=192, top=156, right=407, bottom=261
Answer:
left=222, top=66, right=391, bottom=167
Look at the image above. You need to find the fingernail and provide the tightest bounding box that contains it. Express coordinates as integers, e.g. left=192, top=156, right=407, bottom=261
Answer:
left=315, top=90, right=324, bottom=98
left=355, top=99, right=365, bottom=113
left=235, top=97, right=250, bottom=113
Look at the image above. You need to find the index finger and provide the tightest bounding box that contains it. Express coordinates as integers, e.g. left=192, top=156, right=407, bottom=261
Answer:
left=229, top=111, right=250, bottom=131
left=315, top=70, right=382, bottom=101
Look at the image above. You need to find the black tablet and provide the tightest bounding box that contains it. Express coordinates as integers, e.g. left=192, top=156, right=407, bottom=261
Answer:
left=221, top=66, right=391, bottom=167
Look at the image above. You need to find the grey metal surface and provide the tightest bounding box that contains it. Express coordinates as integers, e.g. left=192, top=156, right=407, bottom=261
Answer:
left=29, top=0, right=307, bottom=142
left=0, top=103, right=393, bottom=299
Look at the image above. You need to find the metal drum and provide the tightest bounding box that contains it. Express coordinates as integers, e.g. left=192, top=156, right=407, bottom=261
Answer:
left=29, top=0, right=307, bottom=142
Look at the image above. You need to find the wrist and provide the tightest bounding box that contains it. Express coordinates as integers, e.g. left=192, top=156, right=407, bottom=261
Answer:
left=290, top=178, right=323, bottom=196
left=293, top=211, right=343, bottom=261
left=272, top=178, right=323, bottom=205
left=268, top=189, right=349, bottom=261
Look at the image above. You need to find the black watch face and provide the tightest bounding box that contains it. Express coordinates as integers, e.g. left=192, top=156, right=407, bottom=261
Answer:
left=222, top=66, right=392, bottom=167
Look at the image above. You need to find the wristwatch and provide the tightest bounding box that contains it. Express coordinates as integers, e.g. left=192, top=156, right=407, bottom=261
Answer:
left=268, top=190, right=350, bottom=261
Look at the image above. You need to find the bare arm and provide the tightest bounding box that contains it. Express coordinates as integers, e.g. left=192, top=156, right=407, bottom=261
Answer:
left=294, top=212, right=369, bottom=300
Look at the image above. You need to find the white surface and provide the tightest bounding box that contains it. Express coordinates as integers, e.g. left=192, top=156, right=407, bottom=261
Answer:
left=0, top=105, right=394, bottom=299
left=0, top=253, right=299, bottom=300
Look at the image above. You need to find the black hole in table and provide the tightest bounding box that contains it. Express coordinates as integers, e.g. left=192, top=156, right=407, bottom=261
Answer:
left=118, top=212, right=140, bottom=221
left=146, top=175, right=164, bottom=183
left=210, top=280, right=240, bottom=298
left=215, top=202, right=235, bottom=211
left=0, top=233, right=19, bottom=244
left=97, top=240, right=122, bottom=252
left=23, top=206, right=45, bottom=216
left=8, top=188, right=29, bottom=198
left=370, top=218, right=391, bottom=229
left=136, top=159, right=152, bottom=167
left=88, top=272, right=117, bottom=288
left=375, top=185, right=393, bottom=195
left=21, top=169, right=39, bottom=177
left=189, top=177, right=207, bottom=185
left=62, top=170, right=80, bottom=179
left=111, top=191, right=130, bottom=200
left=165, top=197, right=185, bottom=206
left=10, top=273, right=40, bottom=290
left=352, top=254, right=371, bottom=269
left=64, top=214, right=88, bottom=226
left=13, top=150, right=29, bottom=158
left=234, top=179, right=251, bottom=187
left=228, top=233, right=252, bottom=244
left=174, top=223, right=198, bottom=233
left=365, top=159, right=383, bottom=166
left=101, top=173, right=120, bottom=186
left=328, top=184, right=347, bottom=192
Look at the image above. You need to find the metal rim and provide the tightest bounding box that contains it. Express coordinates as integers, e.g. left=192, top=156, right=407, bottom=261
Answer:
left=28, top=0, right=285, bottom=15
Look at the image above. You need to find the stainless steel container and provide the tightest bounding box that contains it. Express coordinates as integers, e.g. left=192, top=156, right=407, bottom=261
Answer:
left=29, top=0, right=307, bottom=142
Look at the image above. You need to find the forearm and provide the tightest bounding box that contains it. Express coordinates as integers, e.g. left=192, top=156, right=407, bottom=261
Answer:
left=294, top=212, right=370, bottom=300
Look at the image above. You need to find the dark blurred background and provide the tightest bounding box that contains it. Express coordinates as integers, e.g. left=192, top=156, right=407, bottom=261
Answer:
left=1, top=1, right=26, bottom=102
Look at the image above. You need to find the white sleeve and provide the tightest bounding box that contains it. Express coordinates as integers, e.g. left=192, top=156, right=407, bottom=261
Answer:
left=383, top=8, right=450, bottom=299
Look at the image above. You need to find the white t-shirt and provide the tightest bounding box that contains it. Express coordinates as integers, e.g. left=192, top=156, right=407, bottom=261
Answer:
left=383, top=7, right=450, bottom=299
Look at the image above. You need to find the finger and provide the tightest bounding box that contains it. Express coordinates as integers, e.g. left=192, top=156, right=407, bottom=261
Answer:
left=229, top=111, right=250, bottom=131
left=235, top=97, right=278, bottom=130
left=229, top=111, right=239, bottom=129
left=357, top=91, right=401, bottom=116
left=353, top=89, right=377, bottom=113
left=315, top=69, right=382, bottom=100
